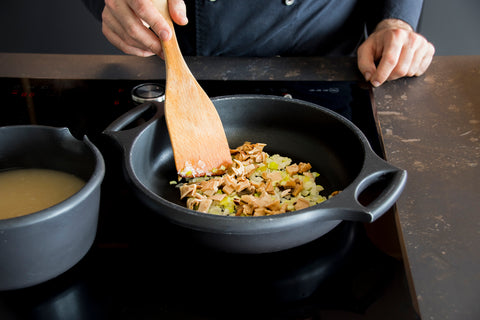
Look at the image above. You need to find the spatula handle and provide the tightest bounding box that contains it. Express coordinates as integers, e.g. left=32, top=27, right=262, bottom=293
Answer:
left=151, top=0, right=170, bottom=21
left=151, top=0, right=186, bottom=71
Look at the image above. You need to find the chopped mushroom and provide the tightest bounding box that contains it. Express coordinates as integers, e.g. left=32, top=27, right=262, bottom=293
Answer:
left=264, top=171, right=283, bottom=183
left=294, top=198, right=310, bottom=210
left=180, top=184, right=197, bottom=199
left=210, top=193, right=226, bottom=202
left=298, top=162, right=312, bottom=173
left=291, top=180, right=304, bottom=197
left=286, top=164, right=299, bottom=176
left=235, top=179, right=251, bottom=193
left=176, top=142, right=340, bottom=216
left=197, top=199, right=213, bottom=213
left=222, top=184, right=235, bottom=195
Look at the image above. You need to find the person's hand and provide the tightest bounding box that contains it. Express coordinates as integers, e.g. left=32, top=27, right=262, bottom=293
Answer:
left=102, top=0, right=188, bottom=57
left=357, top=19, right=435, bottom=87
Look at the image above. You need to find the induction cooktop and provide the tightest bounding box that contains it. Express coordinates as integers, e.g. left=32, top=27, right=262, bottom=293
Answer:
left=0, top=78, right=417, bottom=319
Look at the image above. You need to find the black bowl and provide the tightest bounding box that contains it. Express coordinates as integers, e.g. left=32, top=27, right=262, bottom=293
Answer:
left=0, top=125, right=105, bottom=290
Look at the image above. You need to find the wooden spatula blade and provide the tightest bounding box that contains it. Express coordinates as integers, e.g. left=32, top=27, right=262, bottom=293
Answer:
left=165, top=77, right=232, bottom=177
left=153, top=0, right=232, bottom=178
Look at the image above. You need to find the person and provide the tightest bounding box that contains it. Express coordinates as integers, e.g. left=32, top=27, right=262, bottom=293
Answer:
left=81, top=0, right=435, bottom=87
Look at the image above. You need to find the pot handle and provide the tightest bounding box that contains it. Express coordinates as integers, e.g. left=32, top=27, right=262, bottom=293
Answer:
left=319, top=155, right=407, bottom=223
left=105, top=102, right=162, bottom=132
left=103, top=102, right=163, bottom=145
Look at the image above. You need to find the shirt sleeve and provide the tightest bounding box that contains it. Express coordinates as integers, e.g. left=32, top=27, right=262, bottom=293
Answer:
left=80, top=0, right=105, bottom=21
left=367, top=0, right=424, bottom=32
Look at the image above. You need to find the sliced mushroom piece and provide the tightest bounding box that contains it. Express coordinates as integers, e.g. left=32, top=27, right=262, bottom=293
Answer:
left=294, top=198, right=310, bottom=210
left=180, top=184, right=197, bottom=199
left=197, top=199, right=213, bottom=213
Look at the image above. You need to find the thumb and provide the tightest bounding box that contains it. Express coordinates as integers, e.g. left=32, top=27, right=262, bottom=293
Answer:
left=169, top=0, right=188, bottom=25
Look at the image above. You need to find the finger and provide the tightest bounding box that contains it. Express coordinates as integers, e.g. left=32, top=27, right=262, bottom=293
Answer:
left=130, top=0, right=173, bottom=41
left=403, top=33, right=433, bottom=78
left=102, top=8, right=137, bottom=47
left=371, top=31, right=405, bottom=86
left=406, top=39, right=430, bottom=77
left=406, top=46, right=425, bottom=77
left=357, top=39, right=379, bottom=82
left=388, top=40, right=416, bottom=81
left=415, top=42, right=435, bottom=76
left=102, top=8, right=156, bottom=56
left=169, top=0, right=188, bottom=25
left=405, top=37, right=435, bottom=77
left=104, top=0, right=164, bottom=54
left=104, top=24, right=155, bottom=56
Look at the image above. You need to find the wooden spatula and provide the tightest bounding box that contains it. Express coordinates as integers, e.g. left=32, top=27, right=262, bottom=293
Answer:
left=152, top=0, right=232, bottom=178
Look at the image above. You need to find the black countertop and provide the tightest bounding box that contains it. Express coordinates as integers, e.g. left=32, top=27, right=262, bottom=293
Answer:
left=1, top=53, right=479, bottom=320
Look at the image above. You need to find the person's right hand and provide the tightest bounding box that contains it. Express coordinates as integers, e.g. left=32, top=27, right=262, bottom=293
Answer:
left=102, top=0, right=188, bottom=57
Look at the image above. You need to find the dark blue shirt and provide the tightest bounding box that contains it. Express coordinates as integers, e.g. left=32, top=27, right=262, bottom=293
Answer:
left=82, top=0, right=423, bottom=57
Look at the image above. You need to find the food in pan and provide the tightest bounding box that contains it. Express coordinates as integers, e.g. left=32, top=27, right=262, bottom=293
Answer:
left=175, top=142, right=340, bottom=216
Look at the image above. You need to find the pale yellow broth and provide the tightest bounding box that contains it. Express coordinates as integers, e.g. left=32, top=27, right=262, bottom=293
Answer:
left=0, top=168, right=85, bottom=219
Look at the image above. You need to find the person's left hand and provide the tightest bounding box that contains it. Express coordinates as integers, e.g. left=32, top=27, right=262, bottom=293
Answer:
left=357, top=19, right=435, bottom=87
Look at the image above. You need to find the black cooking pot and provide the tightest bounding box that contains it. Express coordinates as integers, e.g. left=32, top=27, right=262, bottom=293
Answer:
left=0, top=126, right=105, bottom=290
left=104, top=95, right=406, bottom=253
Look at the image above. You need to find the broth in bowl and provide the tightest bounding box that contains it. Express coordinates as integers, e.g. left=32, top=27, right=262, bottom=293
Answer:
left=0, top=168, right=85, bottom=219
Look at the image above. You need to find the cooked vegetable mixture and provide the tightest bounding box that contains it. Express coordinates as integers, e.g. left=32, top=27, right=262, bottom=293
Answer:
left=176, top=142, right=340, bottom=216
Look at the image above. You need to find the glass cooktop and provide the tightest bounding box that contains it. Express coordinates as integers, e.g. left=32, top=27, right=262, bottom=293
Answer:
left=0, top=78, right=417, bottom=319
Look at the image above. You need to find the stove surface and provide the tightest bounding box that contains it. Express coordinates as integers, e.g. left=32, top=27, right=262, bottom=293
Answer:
left=0, top=78, right=417, bottom=319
